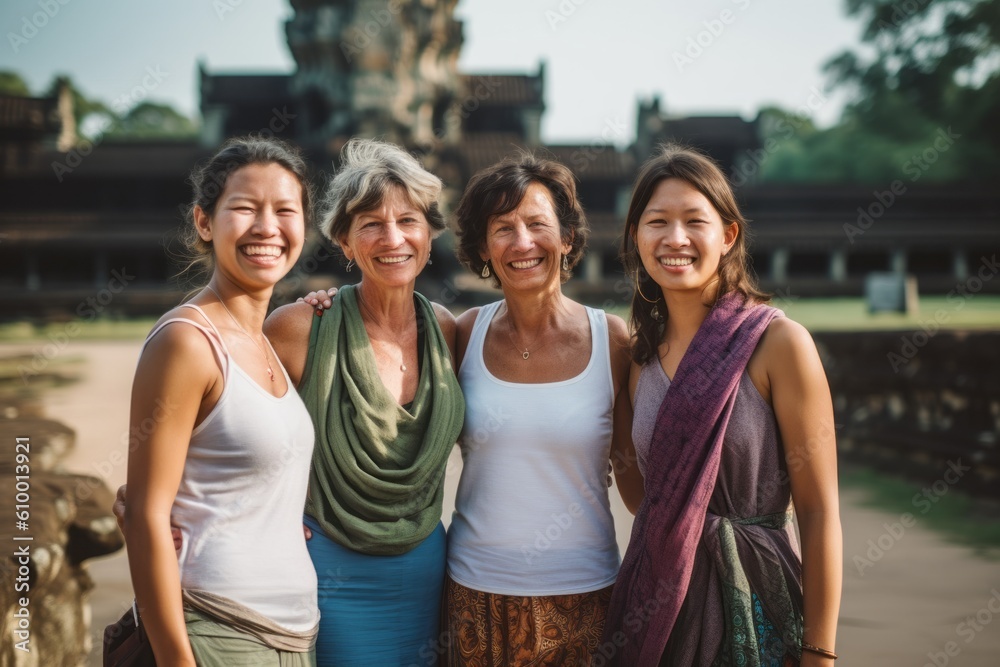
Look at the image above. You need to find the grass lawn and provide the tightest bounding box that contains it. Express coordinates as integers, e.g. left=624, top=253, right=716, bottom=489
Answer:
left=0, top=318, right=159, bottom=343
left=841, top=465, right=1000, bottom=557
left=0, top=296, right=997, bottom=342
left=605, top=295, right=1000, bottom=332
left=774, top=296, right=1000, bottom=332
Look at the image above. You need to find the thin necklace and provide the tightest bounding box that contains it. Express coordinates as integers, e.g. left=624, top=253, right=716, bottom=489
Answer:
left=357, top=288, right=410, bottom=373
left=505, top=313, right=541, bottom=361
left=206, top=286, right=275, bottom=382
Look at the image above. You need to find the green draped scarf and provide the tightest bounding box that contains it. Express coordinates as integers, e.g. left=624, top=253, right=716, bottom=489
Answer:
left=299, top=284, right=464, bottom=555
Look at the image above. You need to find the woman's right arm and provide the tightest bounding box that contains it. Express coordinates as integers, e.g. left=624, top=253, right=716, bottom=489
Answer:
left=124, top=325, right=216, bottom=666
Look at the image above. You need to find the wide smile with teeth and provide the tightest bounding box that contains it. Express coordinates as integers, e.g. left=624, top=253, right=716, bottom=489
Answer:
left=241, top=245, right=283, bottom=257
left=510, top=258, right=543, bottom=269
left=660, top=257, right=695, bottom=267
left=376, top=255, right=410, bottom=264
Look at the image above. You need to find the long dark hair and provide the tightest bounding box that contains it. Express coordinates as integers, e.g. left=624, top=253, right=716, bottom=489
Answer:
left=621, top=144, right=770, bottom=365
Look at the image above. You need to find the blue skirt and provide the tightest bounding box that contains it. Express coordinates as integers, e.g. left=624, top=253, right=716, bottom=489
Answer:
left=304, top=515, right=446, bottom=667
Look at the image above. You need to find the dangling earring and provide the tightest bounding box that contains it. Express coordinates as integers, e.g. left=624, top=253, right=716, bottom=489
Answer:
left=636, top=272, right=664, bottom=321
left=481, top=261, right=491, bottom=279
left=635, top=272, right=658, bottom=303
left=562, top=254, right=569, bottom=271
left=345, top=259, right=354, bottom=272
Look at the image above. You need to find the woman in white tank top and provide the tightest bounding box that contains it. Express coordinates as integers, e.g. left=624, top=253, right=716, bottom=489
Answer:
left=122, top=137, right=319, bottom=666
left=443, top=155, right=645, bottom=665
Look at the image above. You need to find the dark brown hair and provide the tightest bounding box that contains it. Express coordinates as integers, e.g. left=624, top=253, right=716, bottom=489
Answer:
left=455, top=153, right=588, bottom=287
left=180, top=135, right=314, bottom=285
left=622, top=144, right=770, bottom=364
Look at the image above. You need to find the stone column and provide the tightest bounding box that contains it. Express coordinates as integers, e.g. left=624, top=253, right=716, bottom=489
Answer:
left=771, top=248, right=788, bottom=283
left=890, top=248, right=907, bottom=273
left=584, top=253, right=602, bottom=284
left=953, top=249, right=968, bottom=281
left=830, top=249, right=847, bottom=282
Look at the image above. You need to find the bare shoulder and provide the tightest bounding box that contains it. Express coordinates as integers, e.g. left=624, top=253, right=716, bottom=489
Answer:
left=759, top=316, right=816, bottom=358
left=454, top=306, right=482, bottom=368
left=456, top=306, right=481, bottom=338
left=138, top=317, right=217, bottom=377
left=431, top=302, right=457, bottom=335
left=754, top=316, right=825, bottom=382
left=605, top=312, right=630, bottom=349
left=264, top=301, right=316, bottom=341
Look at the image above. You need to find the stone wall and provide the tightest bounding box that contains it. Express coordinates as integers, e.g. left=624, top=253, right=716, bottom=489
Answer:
left=0, top=401, right=124, bottom=666
left=815, top=330, right=1000, bottom=499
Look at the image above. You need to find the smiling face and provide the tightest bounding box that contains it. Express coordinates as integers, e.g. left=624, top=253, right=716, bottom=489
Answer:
left=195, top=162, right=306, bottom=292
left=481, top=182, right=572, bottom=296
left=634, top=177, right=738, bottom=296
left=339, top=184, right=431, bottom=290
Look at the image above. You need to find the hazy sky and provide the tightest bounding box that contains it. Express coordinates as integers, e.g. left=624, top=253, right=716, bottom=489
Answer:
left=1, top=0, right=862, bottom=144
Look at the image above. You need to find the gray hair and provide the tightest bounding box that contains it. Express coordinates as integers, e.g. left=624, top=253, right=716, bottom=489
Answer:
left=319, top=138, right=445, bottom=246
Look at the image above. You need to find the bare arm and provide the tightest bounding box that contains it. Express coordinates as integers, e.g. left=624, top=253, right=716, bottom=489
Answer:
left=123, top=325, right=217, bottom=667
left=265, top=301, right=316, bottom=388
left=432, top=302, right=458, bottom=366
left=454, top=307, right=481, bottom=371
left=607, top=314, right=644, bottom=513
left=761, top=318, right=842, bottom=664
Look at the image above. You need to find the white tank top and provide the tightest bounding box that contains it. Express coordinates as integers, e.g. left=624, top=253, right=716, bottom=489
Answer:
left=446, top=301, right=620, bottom=596
left=140, top=304, right=319, bottom=632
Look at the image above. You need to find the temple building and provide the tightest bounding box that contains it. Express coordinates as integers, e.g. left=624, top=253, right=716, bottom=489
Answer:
left=1, top=0, right=997, bottom=319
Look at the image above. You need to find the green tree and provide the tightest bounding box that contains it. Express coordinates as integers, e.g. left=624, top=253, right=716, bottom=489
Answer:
left=0, top=71, right=31, bottom=96
left=106, top=101, right=198, bottom=139
left=759, top=0, right=999, bottom=183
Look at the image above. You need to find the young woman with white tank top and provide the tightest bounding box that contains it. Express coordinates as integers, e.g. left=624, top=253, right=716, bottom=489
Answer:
left=443, top=156, right=644, bottom=666
left=122, top=138, right=319, bottom=667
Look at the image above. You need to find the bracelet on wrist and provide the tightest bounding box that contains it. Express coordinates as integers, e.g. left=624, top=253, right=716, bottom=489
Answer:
left=801, top=642, right=838, bottom=660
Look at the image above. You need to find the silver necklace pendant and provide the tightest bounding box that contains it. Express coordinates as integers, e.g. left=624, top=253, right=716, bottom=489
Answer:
left=522, top=350, right=529, bottom=360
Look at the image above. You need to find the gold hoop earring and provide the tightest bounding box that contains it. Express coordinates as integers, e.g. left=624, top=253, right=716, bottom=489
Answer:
left=635, top=273, right=659, bottom=303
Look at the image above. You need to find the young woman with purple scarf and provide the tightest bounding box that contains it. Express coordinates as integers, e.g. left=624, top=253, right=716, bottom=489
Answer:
left=601, top=146, right=842, bottom=666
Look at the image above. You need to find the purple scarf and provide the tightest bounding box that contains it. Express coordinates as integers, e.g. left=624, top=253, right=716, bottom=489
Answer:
left=601, top=293, right=779, bottom=666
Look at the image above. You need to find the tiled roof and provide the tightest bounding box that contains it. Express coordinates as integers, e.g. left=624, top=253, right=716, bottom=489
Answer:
left=201, top=73, right=293, bottom=107
left=460, top=74, right=543, bottom=107
left=455, top=134, right=632, bottom=181
left=656, top=115, right=758, bottom=143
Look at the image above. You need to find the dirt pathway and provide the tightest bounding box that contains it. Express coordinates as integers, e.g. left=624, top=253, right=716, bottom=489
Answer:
left=4, top=341, right=997, bottom=666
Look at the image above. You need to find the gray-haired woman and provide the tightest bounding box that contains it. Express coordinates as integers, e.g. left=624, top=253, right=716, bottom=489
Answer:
left=265, top=138, right=465, bottom=666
